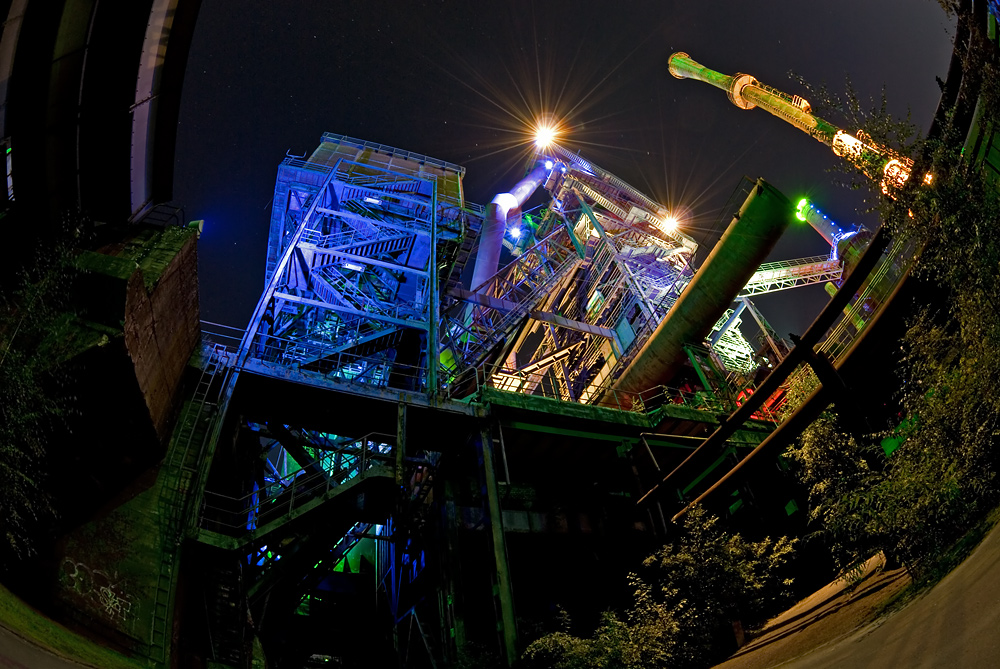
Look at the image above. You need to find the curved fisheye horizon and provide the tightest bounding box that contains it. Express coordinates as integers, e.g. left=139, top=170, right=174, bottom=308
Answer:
left=4, top=2, right=999, bottom=669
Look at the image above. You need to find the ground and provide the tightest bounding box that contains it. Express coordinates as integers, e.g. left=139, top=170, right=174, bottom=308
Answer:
left=714, top=555, right=911, bottom=669
left=716, top=514, right=1000, bottom=668
left=3, top=515, right=1000, bottom=667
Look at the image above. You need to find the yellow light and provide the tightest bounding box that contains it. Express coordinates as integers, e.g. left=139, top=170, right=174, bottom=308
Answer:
left=660, top=215, right=679, bottom=232
left=923, top=172, right=934, bottom=185
left=534, top=123, right=557, bottom=149
left=831, top=131, right=866, bottom=159
left=881, top=158, right=912, bottom=195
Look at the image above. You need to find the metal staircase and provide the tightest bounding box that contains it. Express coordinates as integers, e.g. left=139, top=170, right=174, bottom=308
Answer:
left=196, top=439, right=396, bottom=551
left=444, top=228, right=583, bottom=374
left=246, top=521, right=373, bottom=609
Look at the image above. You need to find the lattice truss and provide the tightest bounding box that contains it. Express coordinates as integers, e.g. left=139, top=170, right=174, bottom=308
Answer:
left=709, top=309, right=756, bottom=374
left=440, top=144, right=699, bottom=403
left=707, top=297, right=793, bottom=375
left=739, top=255, right=841, bottom=297
left=240, top=135, right=469, bottom=393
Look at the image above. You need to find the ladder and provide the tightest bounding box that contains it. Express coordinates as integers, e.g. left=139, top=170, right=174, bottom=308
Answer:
left=148, top=345, right=228, bottom=664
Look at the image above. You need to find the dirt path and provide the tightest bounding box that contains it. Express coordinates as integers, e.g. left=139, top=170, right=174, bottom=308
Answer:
left=714, top=554, right=910, bottom=669
left=717, top=517, right=1000, bottom=668
left=0, top=624, right=92, bottom=669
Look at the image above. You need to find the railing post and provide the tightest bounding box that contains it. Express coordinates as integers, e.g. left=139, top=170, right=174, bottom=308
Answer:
left=427, top=181, right=439, bottom=397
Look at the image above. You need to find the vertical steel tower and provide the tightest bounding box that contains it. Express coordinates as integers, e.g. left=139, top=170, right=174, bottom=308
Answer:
left=441, top=143, right=701, bottom=404
left=243, top=133, right=473, bottom=395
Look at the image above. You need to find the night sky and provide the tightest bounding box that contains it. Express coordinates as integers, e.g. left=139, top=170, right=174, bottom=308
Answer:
left=174, top=1, right=955, bottom=342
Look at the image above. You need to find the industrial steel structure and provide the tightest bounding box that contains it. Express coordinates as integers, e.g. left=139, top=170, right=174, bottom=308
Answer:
left=667, top=52, right=933, bottom=196
left=179, top=132, right=880, bottom=666
left=2, top=2, right=994, bottom=665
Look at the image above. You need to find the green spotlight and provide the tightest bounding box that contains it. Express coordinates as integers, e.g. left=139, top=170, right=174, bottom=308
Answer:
left=795, top=198, right=809, bottom=222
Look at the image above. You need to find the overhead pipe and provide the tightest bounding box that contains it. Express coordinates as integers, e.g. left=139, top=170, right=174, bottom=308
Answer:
left=608, top=178, right=792, bottom=398
left=637, top=225, right=892, bottom=514
left=669, top=225, right=904, bottom=523
left=668, top=52, right=929, bottom=194
left=468, top=161, right=551, bottom=294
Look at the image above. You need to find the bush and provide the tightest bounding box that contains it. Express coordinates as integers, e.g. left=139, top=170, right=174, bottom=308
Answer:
left=521, top=507, right=796, bottom=669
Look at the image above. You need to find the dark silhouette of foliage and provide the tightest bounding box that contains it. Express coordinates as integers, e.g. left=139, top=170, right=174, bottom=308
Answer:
left=521, top=507, right=795, bottom=669
left=0, top=209, right=83, bottom=567
left=789, top=0, right=1000, bottom=577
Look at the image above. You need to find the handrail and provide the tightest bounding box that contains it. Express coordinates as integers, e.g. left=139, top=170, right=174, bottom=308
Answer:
left=201, top=432, right=395, bottom=534
left=198, top=320, right=780, bottom=423
left=468, top=363, right=779, bottom=423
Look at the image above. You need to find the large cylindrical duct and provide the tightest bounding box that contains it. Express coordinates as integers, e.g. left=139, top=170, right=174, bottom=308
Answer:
left=795, top=198, right=845, bottom=247
left=609, top=178, right=791, bottom=395
left=468, top=162, right=550, bottom=293
left=795, top=197, right=873, bottom=271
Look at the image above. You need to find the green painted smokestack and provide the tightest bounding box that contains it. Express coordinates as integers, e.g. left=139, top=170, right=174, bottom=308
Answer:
left=610, top=178, right=791, bottom=396
left=668, top=52, right=839, bottom=146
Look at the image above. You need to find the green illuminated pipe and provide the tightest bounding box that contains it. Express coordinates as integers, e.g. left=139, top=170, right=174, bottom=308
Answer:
left=609, top=179, right=791, bottom=396
left=795, top=198, right=843, bottom=247
left=668, top=52, right=839, bottom=145
left=668, top=52, right=923, bottom=192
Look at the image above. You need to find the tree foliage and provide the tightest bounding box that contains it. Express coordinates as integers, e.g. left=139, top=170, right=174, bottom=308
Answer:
left=521, top=507, right=796, bottom=669
left=788, top=2, right=1000, bottom=576
left=0, top=210, right=81, bottom=566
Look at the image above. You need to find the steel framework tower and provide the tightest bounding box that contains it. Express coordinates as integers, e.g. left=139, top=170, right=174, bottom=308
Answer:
left=242, top=133, right=475, bottom=396
left=441, top=143, right=700, bottom=404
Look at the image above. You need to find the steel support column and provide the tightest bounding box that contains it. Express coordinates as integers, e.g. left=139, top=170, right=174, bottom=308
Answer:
left=428, top=181, right=440, bottom=394
left=574, top=189, right=656, bottom=320
left=481, top=423, right=517, bottom=665
left=683, top=345, right=717, bottom=399
left=441, top=480, right=467, bottom=659
left=396, top=403, right=407, bottom=487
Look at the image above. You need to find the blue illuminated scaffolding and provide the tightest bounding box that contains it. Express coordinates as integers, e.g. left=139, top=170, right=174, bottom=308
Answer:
left=239, top=133, right=476, bottom=396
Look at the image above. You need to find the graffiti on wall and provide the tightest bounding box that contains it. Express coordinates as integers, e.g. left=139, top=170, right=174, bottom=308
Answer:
left=60, top=557, right=138, bottom=633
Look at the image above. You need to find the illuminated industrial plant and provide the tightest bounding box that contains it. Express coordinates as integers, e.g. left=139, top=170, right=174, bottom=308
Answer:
left=48, top=125, right=879, bottom=666
left=163, top=120, right=944, bottom=667
left=7, top=1, right=996, bottom=666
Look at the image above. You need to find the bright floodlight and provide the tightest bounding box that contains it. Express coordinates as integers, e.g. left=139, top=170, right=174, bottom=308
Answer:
left=510, top=227, right=521, bottom=239
left=795, top=198, right=810, bottom=222
left=534, top=124, right=557, bottom=149
left=660, top=215, right=679, bottom=232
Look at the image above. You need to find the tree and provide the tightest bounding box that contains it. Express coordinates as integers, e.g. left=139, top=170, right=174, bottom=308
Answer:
left=786, top=413, right=892, bottom=575
left=788, top=0, right=1000, bottom=576
left=0, top=209, right=81, bottom=567
left=633, top=507, right=796, bottom=667
left=521, top=507, right=796, bottom=669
